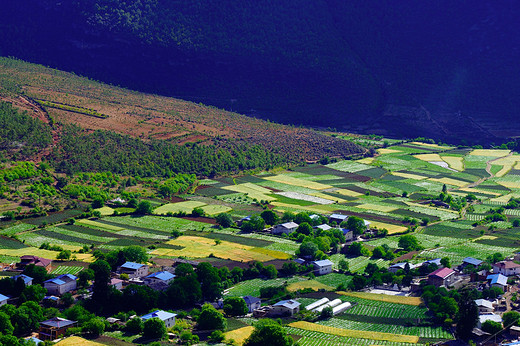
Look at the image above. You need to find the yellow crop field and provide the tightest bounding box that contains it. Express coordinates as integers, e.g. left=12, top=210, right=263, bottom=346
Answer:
left=489, top=194, right=513, bottom=204
left=263, top=175, right=332, bottom=190
left=458, top=187, right=500, bottom=196
left=201, top=204, right=232, bottom=215
left=55, top=337, right=104, bottom=346
left=224, top=326, right=254, bottom=345
left=377, top=148, right=402, bottom=155
left=441, top=156, right=464, bottom=171
left=391, top=172, right=428, bottom=180
left=93, top=206, right=114, bottom=216
left=429, top=177, right=468, bottom=188
left=77, top=219, right=123, bottom=231
left=336, top=291, right=423, bottom=306
left=357, top=157, right=375, bottom=164
left=154, top=201, right=206, bottom=215
left=367, top=221, right=407, bottom=234
left=334, top=188, right=362, bottom=197
left=155, top=236, right=275, bottom=262
left=491, top=155, right=520, bottom=177
left=470, top=149, right=510, bottom=157
left=497, top=181, right=520, bottom=189
left=222, top=183, right=276, bottom=201
left=357, top=204, right=397, bottom=213
left=288, top=321, right=419, bottom=343
left=410, top=142, right=454, bottom=150
left=250, top=247, right=291, bottom=260
left=286, top=280, right=333, bottom=292
left=413, top=153, right=443, bottom=162
left=0, top=247, right=93, bottom=262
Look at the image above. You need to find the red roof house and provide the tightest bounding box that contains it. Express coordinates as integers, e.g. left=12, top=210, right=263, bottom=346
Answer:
left=17, top=256, right=52, bottom=272
left=492, top=261, right=520, bottom=276
left=428, top=267, right=456, bottom=287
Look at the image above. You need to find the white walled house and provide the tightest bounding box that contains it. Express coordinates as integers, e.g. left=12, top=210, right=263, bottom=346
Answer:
left=312, top=259, right=333, bottom=275
left=12, top=274, right=33, bottom=286
left=141, top=310, right=177, bottom=328
left=44, top=274, right=77, bottom=295
left=492, top=261, right=520, bottom=276
left=144, top=271, right=176, bottom=289
left=118, top=262, right=149, bottom=279
left=272, top=222, right=298, bottom=235
left=243, top=296, right=262, bottom=312
left=271, top=300, right=300, bottom=316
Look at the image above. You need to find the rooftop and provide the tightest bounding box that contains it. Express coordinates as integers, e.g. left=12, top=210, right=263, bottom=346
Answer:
left=474, top=299, right=494, bottom=309
left=277, top=222, right=298, bottom=229
left=40, top=317, right=76, bottom=328
left=12, top=274, right=32, bottom=284
left=462, top=257, right=483, bottom=266
left=494, top=261, right=520, bottom=269
left=273, top=299, right=301, bottom=309
left=121, top=262, right=146, bottom=270
left=312, top=259, right=333, bottom=267
left=315, top=224, right=333, bottom=231
left=0, top=293, right=8, bottom=301
left=44, top=274, right=77, bottom=285
left=141, top=310, right=177, bottom=321
left=243, top=295, right=261, bottom=305
left=329, top=214, right=348, bottom=220
left=429, top=267, right=455, bottom=279
left=487, top=273, right=508, bottom=286
left=145, top=271, right=176, bottom=281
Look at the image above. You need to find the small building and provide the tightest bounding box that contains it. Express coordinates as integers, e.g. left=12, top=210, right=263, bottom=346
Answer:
left=44, top=274, right=77, bottom=295
left=119, top=262, right=149, bottom=279
left=243, top=295, right=262, bottom=312
left=461, top=257, right=483, bottom=269
left=487, top=273, right=508, bottom=292
left=428, top=267, right=456, bottom=287
left=0, top=293, right=8, bottom=307
left=312, top=259, right=333, bottom=275
left=294, top=258, right=306, bottom=265
left=272, top=222, right=298, bottom=235
left=477, top=314, right=502, bottom=329
left=510, top=325, right=520, bottom=338
left=141, top=310, right=177, bottom=328
left=342, top=228, right=354, bottom=241
left=329, top=214, right=348, bottom=225
left=474, top=299, right=494, bottom=313
left=492, top=261, right=520, bottom=276
left=389, top=262, right=409, bottom=274
left=314, top=224, right=333, bottom=232
left=144, top=271, right=176, bottom=290
left=422, top=258, right=442, bottom=267
left=11, top=274, right=33, bottom=286
left=109, top=278, right=124, bottom=290
left=271, top=299, right=301, bottom=316
left=17, top=255, right=52, bottom=272
left=39, top=317, right=76, bottom=340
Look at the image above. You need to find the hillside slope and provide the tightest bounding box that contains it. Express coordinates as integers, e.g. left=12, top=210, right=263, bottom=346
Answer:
left=1, top=1, right=519, bottom=143
left=0, top=58, right=364, bottom=176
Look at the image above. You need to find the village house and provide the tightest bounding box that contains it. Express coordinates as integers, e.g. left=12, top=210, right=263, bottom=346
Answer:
left=109, top=278, right=124, bottom=291
left=492, top=261, right=520, bottom=276
left=312, top=259, right=333, bottom=275
left=460, top=257, right=483, bottom=270
left=271, top=299, right=301, bottom=316
left=144, top=271, right=176, bottom=290
left=477, top=314, right=502, bottom=329
left=44, top=274, right=77, bottom=295
left=11, top=274, right=33, bottom=286
left=474, top=299, right=494, bottom=313
left=427, top=268, right=456, bottom=287
left=272, top=222, right=298, bottom=235
left=342, top=228, right=354, bottom=241
left=328, top=213, right=348, bottom=225
left=118, top=262, right=149, bottom=279
left=487, top=273, right=508, bottom=292
left=389, top=262, right=409, bottom=274
left=39, top=317, right=76, bottom=340
left=422, top=258, right=442, bottom=267
left=314, top=224, right=333, bottom=232
left=141, top=310, right=177, bottom=328
left=0, top=293, right=8, bottom=307
left=17, top=255, right=52, bottom=272
left=243, top=295, right=262, bottom=312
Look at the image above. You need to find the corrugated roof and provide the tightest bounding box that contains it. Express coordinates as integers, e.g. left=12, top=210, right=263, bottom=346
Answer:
left=141, top=310, right=177, bottom=321
left=12, top=274, right=32, bottom=284
left=121, top=262, right=145, bottom=270
left=494, top=261, right=520, bottom=269
left=40, top=317, right=75, bottom=328
left=429, top=267, right=455, bottom=279
left=278, top=222, right=298, bottom=229
left=273, top=299, right=301, bottom=309
left=146, top=271, right=175, bottom=281
left=329, top=214, right=348, bottom=220
left=0, top=293, right=8, bottom=301
left=312, top=259, right=333, bottom=267
left=315, top=224, right=332, bottom=231
left=463, top=257, right=483, bottom=266
left=243, top=295, right=261, bottom=305
left=475, top=299, right=493, bottom=309
left=487, top=274, right=508, bottom=286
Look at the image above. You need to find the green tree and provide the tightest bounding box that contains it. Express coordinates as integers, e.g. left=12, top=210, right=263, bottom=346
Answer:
left=223, top=297, right=248, bottom=316
left=241, top=215, right=265, bottom=232
left=343, top=216, right=366, bottom=235
left=215, top=213, right=234, bottom=228
left=260, top=210, right=279, bottom=226
left=338, top=259, right=349, bottom=273
left=298, top=241, right=318, bottom=259
left=503, top=311, right=520, bottom=328
left=0, top=312, right=14, bottom=335
left=482, top=320, right=502, bottom=334
left=398, top=234, right=421, bottom=251
left=90, top=259, right=112, bottom=306
left=143, top=317, right=167, bottom=339
left=295, top=222, right=313, bottom=236
left=19, top=284, right=46, bottom=304
left=441, top=257, right=451, bottom=268
left=125, top=317, right=143, bottom=334
left=192, top=207, right=204, bottom=217
left=244, top=319, right=293, bottom=346
left=197, top=262, right=222, bottom=301
left=78, top=269, right=95, bottom=288
left=83, top=317, right=105, bottom=337
left=57, top=250, right=72, bottom=260
left=320, top=306, right=333, bottom=319
left=456, top=288, right=479, bottom=340
left=197, top=304, right=226, bottom=331
left=263, top=264, right=278, bottom=279
left=135, top=200, right=153, bottom=215
left=122, top=245, right=149, bottom=263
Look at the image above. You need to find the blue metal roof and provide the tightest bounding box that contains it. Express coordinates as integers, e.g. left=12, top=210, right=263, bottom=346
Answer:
left=424, top=258, right=442, bottom=266
left=45, top=274, right=77, bottom=285
left=121, top=262, right=145, bottom=270
left=487, top=274, right=508, bottom=286
left=313, top=259, right=333, bottom=267
left=45, top=278, right=65, bottom=285
left=329, top=214, right=348, bottom=220
left=146, top=271, right=175, bottom=281
left=243, top=295, right=261, bottom=305
left=463, top=257, right=483, bottom=266
left=141, top=310, right=177, bottom=321
left=0, top=293, right=8, bottom=301
left=273, top=299, right=301, bottom=309
left=12, top=274, right=32, bottom=285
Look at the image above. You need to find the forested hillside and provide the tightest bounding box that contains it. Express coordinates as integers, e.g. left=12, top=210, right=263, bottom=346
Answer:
left=1, top=1, right=519, bottom=143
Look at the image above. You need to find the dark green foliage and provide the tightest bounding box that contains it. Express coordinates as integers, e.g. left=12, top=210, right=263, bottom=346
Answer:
left=135, top=200, right=154, bottom=215
left=215, top=213, right=234, bottom=228
left=197, top=262, right=222, bottom=301
left=398, top=234, right=421, bottom=251
left=320, top=306, right=333, bottom=319
left=82, top=317, right=106, bottom=337
left=125, top=317, right=143, bottom=334
left=503, top=311, right=520, bottom=328
left=143, top=317, right=167, bottom=339
left=223, top=297, right=248, bottom=316
left=0, top=102, right=52, bottom=158
left=342, top=216, right=366, bottom=235
left=481, top=320, right=502, bottom=334
left=456, top=288, right=479, bottom=340
left=197, top=304, right=226, bottom=331
left=19, top=284, right=46, bottom=304
left=122, top=284, right=159, bottom=314
left=22, top=264, right=50, bottom=284
left=344, top=241, right=370, bottom=257
left=191, top=207, right=204, bottom=217
left=240, top=215, right=265, bottom=232
left=52, top=125, right=289, bottom=177
left=260, top=210, right=279, bottom=226
left=298, top=241, right=318, bottom=259
left=245, top=319, right=293, bottom=346
left=164, top=275, right=202, bottom=308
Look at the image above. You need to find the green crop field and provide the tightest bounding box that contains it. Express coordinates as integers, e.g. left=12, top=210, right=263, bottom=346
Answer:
left=225, top=277, right=307, bottom=297
left=52, top=265, right=84, bottom=275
